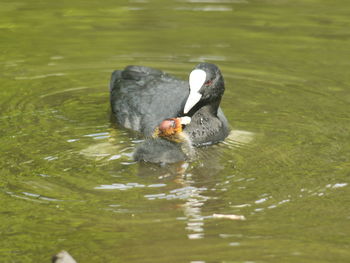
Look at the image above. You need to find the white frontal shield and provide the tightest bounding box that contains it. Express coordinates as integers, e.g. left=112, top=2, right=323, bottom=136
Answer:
left=184, top=69, right=206, bottom=114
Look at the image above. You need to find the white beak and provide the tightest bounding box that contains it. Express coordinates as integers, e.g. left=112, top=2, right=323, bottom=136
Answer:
left=184, top=69, right=206, bottom=114
left=179, top=116, right=191, bottom=125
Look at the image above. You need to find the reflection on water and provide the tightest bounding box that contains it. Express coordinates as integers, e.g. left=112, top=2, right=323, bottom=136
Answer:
left=180, top=180, right=209, bottom=240
left=89, top=131, right=251, bottom=241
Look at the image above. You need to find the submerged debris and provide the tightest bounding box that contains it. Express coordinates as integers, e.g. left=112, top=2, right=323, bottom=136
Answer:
left=52, top=251, right=77, bottom=263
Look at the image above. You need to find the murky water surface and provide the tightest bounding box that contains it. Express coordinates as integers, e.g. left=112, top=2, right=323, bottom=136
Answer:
left=1, top=0, right=350, bottom=262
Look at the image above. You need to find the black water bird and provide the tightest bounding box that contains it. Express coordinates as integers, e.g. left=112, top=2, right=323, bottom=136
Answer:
left=110, top=62, right=230, bottom=146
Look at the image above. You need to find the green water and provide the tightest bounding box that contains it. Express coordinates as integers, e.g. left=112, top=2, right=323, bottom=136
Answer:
left=1, top=0, right=350, bottom=262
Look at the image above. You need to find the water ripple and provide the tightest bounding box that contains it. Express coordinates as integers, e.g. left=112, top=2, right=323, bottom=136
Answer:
left=175, top=6, right=232, bottom=11
left=95, top=182, right=166, bottom=190
left=14, top=73, right=66, bottom=80
left=6, top=191, right=62, bottom=203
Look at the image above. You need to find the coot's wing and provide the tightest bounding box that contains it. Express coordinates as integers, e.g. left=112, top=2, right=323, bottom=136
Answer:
left=110, top=66, right=189, bottom=136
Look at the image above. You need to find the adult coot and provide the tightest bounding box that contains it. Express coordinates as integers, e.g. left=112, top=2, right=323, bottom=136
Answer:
left=133, top=117, right=194, bottom=164
left=110, top=63, right=230, bottom=146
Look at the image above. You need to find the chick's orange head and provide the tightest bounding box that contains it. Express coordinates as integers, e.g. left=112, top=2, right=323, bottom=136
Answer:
left=157, top=118, right=182, bottom=137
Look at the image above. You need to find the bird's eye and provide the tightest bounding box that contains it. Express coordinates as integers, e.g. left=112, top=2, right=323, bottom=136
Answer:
left=204, top=80, right=212, bottom=86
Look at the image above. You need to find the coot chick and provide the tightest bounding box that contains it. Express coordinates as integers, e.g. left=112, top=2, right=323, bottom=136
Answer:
left=133, top=117, right=194, bottom=164
left=110, top=63, right=230, bottom=146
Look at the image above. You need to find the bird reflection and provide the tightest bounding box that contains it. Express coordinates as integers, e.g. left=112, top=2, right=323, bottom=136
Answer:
left=137, top=144, right=227, bottom=239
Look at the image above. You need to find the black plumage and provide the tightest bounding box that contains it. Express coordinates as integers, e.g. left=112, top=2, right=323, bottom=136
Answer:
left=110, top=62, right=230, bottom=148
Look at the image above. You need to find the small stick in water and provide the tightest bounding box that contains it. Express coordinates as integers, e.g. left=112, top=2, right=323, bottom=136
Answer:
left=213, top=213, right=246, bottom=220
